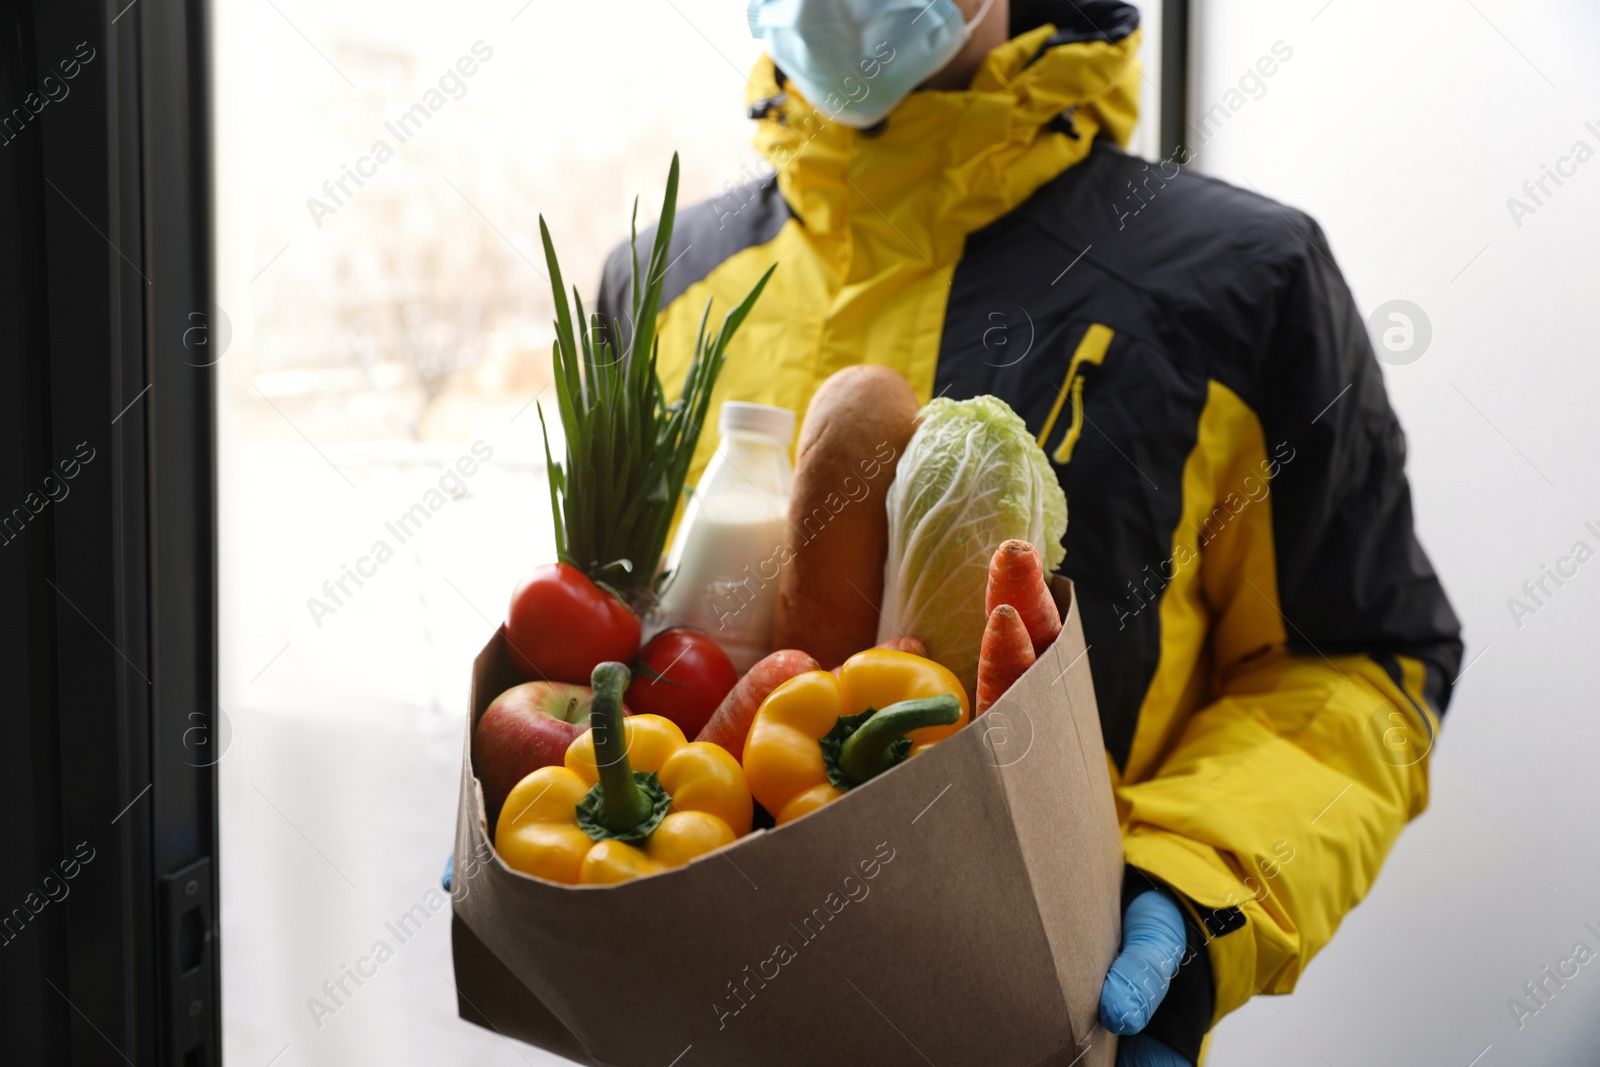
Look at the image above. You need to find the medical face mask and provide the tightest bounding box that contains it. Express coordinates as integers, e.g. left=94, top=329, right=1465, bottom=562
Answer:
left=748, top=0, right=997, bottom=128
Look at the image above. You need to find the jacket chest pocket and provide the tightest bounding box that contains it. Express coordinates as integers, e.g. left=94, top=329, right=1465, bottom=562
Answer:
left=1035, top=323, right=1116, bottom=465
left=992, top=320, right=1208, bottom=514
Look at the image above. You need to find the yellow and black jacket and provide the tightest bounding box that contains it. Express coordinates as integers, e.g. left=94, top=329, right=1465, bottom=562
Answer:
left=597, top=0, right=1461, bottom=1057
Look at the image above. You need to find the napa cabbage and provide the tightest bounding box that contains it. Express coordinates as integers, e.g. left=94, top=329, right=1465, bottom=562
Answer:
left=876, top=396, right=1067, bottom=693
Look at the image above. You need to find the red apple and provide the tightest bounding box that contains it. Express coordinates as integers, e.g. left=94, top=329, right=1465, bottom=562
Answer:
left=472, top=681, right=629, bottom=826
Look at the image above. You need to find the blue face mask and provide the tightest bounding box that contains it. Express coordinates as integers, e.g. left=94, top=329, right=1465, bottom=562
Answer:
left=748, top=0, right=996, bottom=129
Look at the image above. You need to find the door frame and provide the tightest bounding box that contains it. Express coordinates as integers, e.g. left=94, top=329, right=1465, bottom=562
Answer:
left=0, top=0, right=220, bottom=1063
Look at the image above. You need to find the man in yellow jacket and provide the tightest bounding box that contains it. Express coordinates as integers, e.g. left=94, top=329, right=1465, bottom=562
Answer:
left=597, top=1, right=1462, bottom=1062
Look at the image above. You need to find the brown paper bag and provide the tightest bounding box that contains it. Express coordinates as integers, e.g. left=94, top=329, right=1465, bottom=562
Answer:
left=451, top=579, right=1122, bottom=1067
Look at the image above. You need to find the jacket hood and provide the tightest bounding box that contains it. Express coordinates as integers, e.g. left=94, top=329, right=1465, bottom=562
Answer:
left=746, top=0, right=1142, bottom=271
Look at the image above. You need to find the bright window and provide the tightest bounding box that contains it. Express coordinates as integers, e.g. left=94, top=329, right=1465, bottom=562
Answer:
left=214, top=2, right=763, bottom=1061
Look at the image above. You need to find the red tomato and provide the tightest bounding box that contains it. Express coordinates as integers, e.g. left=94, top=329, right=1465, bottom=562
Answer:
left=505, top=563, right=641, bottom=685
left=625, top=628, right=738, bottom=739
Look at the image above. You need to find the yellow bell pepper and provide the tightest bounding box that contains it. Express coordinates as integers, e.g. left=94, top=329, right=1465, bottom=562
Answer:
left=743, top=648, right=968, bottom=825
left=495, top=661, right=752, bottom=885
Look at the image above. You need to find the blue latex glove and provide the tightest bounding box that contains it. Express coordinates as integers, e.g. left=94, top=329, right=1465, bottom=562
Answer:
left=1116, top=1033, right=1191, bottom=1067
left=442, top=852, right=454, bottom=892
left=1100, top=889, right=1187, bottom=1037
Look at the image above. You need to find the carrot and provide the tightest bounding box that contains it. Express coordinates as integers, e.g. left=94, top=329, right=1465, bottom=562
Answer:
left=976, top=604, right=1035, bottom=715
left=696, top=649, right=820, bottom=757
left=985, top=539, right=1061, bottom=655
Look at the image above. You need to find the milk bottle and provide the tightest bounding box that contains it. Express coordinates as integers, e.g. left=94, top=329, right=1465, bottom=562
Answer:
left=660, top=402, right=795, bottom=673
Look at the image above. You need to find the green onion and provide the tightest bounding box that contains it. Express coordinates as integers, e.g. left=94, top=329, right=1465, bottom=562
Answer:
left=536, top=154, right=775, bottom=611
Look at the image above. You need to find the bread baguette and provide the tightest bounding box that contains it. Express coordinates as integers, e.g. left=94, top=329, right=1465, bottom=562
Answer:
left=772, top=366, right=919, bottom=667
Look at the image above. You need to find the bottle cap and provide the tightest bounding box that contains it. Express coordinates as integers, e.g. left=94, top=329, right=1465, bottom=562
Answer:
left=719, top=401, right=795, bottom=442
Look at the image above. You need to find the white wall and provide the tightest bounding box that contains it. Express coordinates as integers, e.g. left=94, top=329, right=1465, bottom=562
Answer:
left=1190, top=2, right=1600, bottom=1064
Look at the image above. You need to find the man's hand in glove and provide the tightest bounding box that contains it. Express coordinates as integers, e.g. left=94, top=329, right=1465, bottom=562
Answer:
left=1100, top=889, right=1193, bottom=1067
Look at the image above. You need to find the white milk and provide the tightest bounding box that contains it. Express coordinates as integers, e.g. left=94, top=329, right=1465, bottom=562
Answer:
left=660, top=403, right=796, bottom=673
